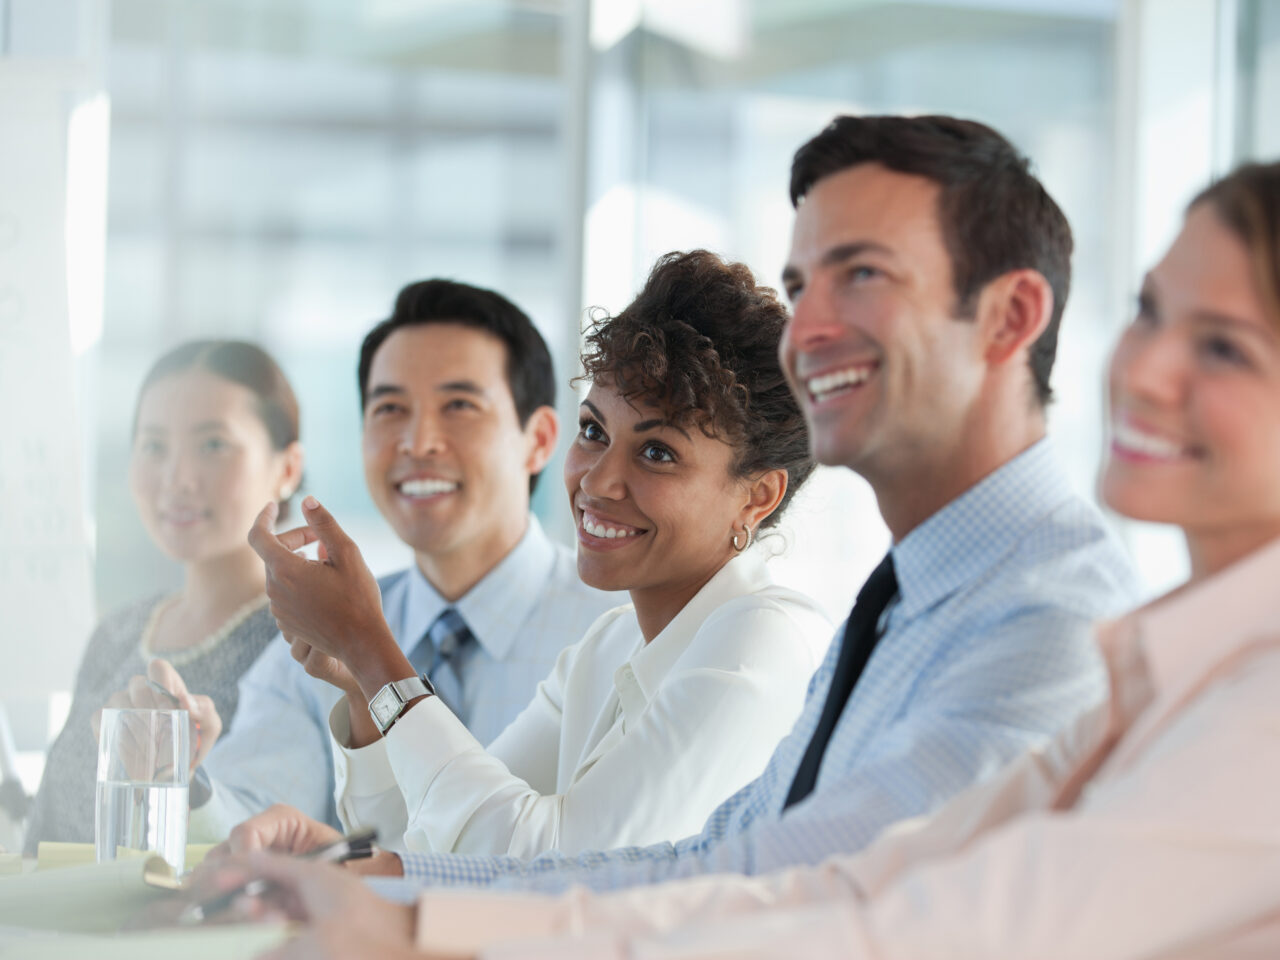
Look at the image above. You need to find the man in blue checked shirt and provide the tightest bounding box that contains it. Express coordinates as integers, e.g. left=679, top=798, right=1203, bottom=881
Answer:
left=117, top=279, right=622, bottom=843
left=223, top=115, right=1141, bottom=934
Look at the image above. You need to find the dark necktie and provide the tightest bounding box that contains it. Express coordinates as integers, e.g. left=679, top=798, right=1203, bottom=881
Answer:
left=783, top=553, right=898, bottom=810
left=408, top=608, right=473, bottom=718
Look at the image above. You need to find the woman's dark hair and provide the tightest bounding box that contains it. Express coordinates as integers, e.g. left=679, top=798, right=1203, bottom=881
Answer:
left=578, top=250, right=814, bottom=530
left=134, top=339, right=301, bottom=513
left=1192, top=160, right=1280, bottom=327
left=791, top=114, right=1073, bottom=407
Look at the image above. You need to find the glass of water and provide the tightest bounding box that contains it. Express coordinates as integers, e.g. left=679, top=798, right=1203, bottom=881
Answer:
left=95, top=708, right=189, bottom=874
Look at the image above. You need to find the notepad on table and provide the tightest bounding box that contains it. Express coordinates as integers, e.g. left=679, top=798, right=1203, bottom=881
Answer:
left=36, top=841, right=217, bottom=873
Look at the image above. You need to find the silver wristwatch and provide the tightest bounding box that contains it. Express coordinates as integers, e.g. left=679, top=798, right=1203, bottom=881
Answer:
left=368, top=674, right=435, bottom=735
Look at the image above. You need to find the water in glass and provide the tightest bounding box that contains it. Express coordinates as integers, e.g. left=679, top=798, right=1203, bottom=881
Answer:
left=95, top=779, right=188, bottom=873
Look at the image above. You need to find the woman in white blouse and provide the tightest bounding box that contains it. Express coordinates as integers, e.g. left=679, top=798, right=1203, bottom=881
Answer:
left=240, top=250, right=832, bottom=858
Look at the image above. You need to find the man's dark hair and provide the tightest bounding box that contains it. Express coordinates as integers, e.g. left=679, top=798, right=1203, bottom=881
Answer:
left=358, top=279, right=556, bottom=493
left=790, top=115, right=1073, bottom=407
left=578, top=250, right=814, bottom=530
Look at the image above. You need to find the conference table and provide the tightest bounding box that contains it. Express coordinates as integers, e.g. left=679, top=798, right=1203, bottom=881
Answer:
left=0, top=845, right=289, bottom=959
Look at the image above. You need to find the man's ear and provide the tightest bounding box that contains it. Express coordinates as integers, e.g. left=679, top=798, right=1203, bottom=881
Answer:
left=979, top=269, right=1054, bottom=367
left=522, top=406, right=559, bottom=477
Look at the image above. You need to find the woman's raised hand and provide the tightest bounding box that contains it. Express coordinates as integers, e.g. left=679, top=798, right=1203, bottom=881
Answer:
left=286, top=637, right=361, bottom=698
left=248, top=496, right=404, bottom=700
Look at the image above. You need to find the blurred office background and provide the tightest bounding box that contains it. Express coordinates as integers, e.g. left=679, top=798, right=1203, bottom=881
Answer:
left=1, top=0, right=1278, bottom=801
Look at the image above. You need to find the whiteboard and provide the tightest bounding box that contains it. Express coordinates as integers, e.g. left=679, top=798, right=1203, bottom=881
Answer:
left=0, top=67, right=95, bottom=699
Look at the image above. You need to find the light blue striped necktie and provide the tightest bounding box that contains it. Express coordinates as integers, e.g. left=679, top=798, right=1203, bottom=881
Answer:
left=408, top=608, right=472, bottom=719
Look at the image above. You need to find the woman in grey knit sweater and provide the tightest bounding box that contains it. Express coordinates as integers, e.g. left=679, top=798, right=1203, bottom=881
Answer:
left=24, top=340, right=303, bottom=851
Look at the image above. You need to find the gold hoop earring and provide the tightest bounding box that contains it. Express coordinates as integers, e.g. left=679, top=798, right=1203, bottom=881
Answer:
left=731, top=524, right=754, bottom=552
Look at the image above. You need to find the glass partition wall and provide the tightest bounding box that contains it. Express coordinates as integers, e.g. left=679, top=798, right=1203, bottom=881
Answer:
left=98, top=0, right=1121, bottom=624
left=584, top=0, right=1118, bottom=615
left=97, top=0, right=575, bottom=608
left=1237, top=0, right=1280, bottom=159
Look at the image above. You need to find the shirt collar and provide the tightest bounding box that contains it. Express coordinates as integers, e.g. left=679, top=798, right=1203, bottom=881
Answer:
left=1118, top=533, right=1280, bottom=703
left=618, top=550, right=773, bottom=722
left=399, top=515, right=558, bottom=661
left=891, top=439, right=1076, bottom=620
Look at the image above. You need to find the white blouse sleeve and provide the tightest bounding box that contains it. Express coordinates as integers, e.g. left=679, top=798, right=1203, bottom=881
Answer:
left=386, top=621, right=589, bottom=855
left=389, top=598, right=827, bottom=859
left=327, top=630, right=580, bottom=848
left=328, top=698, right=408, bottom=845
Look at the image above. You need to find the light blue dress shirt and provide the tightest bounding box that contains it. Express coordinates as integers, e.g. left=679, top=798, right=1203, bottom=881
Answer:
left=189, top=517, right=622, bottom=837
left=397, top=440, right=1141, bottom=892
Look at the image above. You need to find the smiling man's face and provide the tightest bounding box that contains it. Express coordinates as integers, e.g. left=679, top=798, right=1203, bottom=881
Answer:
left=780, top=162, right=988, bottom=480
left=361, top=323, right=540, bottom=565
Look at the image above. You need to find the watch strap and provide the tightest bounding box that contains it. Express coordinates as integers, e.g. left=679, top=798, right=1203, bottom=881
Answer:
left=388, top=675, right=431, bottom=703
left=369, top=673, right=435, bottom=735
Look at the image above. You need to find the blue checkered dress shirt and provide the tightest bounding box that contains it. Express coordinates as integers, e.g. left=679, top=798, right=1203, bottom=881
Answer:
left=397, top=440, right=1140, bottom=893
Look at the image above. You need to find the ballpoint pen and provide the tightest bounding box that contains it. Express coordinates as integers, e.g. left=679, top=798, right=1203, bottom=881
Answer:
left=144, top=678, right=181, bottom=707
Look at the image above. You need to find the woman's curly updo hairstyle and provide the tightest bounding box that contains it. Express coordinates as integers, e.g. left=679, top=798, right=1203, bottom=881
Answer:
left=578, top=249, right=814, bottom=530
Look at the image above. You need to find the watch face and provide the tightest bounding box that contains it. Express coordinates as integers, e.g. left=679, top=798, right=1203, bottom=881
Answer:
left=369, top=688, right=399, bottom=728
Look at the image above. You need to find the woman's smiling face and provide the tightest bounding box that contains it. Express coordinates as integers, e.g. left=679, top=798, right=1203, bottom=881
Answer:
left=130, top=368, right=293, bottom=564
left=1102, top=203, right=1280, bottom=575
left=565, top=379, right=751, bottom=613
